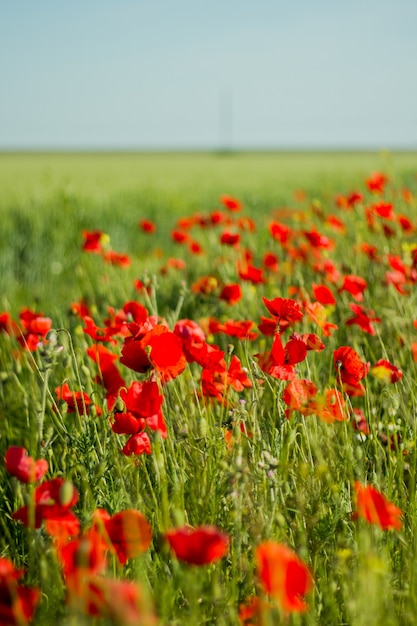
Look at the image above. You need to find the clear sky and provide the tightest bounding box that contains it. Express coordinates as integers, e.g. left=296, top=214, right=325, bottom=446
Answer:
left=1, top=0, right=416, bottom=150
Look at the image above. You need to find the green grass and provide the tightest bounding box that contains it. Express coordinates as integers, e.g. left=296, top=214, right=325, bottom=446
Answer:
left=1, top=151, right=417, bottom=625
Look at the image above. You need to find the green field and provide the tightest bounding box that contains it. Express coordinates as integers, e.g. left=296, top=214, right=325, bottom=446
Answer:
left=1, top=151, right=417, bottom=625
left=1, top=150, right=416, bottom=312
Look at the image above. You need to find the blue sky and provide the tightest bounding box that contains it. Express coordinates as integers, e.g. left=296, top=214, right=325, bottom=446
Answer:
left=1, top=0, right=416, bottom=149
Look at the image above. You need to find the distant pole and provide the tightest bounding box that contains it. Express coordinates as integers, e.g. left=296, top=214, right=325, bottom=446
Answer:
left=219, top=88, right=233, bottom=152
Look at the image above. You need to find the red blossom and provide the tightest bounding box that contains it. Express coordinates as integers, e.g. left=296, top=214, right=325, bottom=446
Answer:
left=13, top=478, right=79, bottom=528
left=220, top=195, right=242, bottom=212
left=255, top=542, right=313, bottom=613
left=5, top=447, right=48, bottom=484
left=353, top=482, right=402, bottom=530
left=0, top=557, right=40, bottom=626
left=262, top=297, right=303, bottom=326
left=338, top=275, right=367, bottom=301
left=345, top=304, right=381, bottom=335
left=219, top=283, right=243, bottom=305
left=165, top=525, right=229, bottom=565
left=334, top=346, right=368, bottom=396
left=371, top=359, right=402, bottom=384
left=139, top=219, right=156, bottom=233
left=101, top=509, right=152, bottom=565
left=312, top=284, right=336, bottom=306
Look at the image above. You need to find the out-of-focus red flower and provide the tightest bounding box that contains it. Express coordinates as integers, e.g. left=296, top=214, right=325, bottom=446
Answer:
left=352, top=408, right=370, bottom=435
left=191, top=275, right=219, bottom=295
left=208, top=318, right=258, bottom=341
left=303, top=228, right=333, bottom=249
left=238, top=596, right=271, bottom=625
left=220, top=195, right=242, bottom=212
left=17, top=308, right=53, bottom=351
left=55, top=383, right=92, bottom=414
left=371, top=359, right=402, bottom=383
left=359, top=242, right=379, bottom=260
left=269, top=221, right=291, bottom=245
left=100, top=509, right=152, bottom=565
left=263, top=252, right=279, bottom=272
left=334, top=346, right=368, bottom=396
left=174, top=319, right=206, bottom=361
left=103, top=250, right=131, bottom=268
left=165, top=525, right=229, bottom=565
left=238, top=261, right=265, bottom=284
left=338, top=275, right=367, bottom=301
left=5, top=447, right=48, bottom=484
left=188, top=240, right=204, bottom=255
left=219, top=283, right=242, bottom=305
left=397, top=214, right=414, bottom=233
left=305, top=302, right=338, bottom=336
left=353, top=482, right=402, bottom=530
left=312, top=284, right=336, bottom=306
left=13, top=478, right=79, bottom=529
left=366, top=172, right=388, bottom=194
left=82, top=230, right=109, bottom=253
left=283, top=379, right=346, bottom=422
left=345, top=303, right=381, bottom=335
left=220, top=230, right=241, bottom=246
left=255, top=542, right=313, bottom=613
left=80, top=577, right=153, bottom=626
left=139, top=219, right=156, bottom=233
left=373, top=202, right=395, bottom=220
left=0, top=557, right=40, bottom=625
left=171, top=229, right=190, bottom=244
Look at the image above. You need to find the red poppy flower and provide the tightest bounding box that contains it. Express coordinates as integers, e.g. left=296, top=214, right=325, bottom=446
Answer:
left=269, top=221, right=291, bottom=245
left=334, top=346, right=368, bottom=396
left=13, top=478, right=79, bottom=528
left=191, top=275, right=219, bottom=295
left=371, top=359, right=403, bottom=383
left=345, top=304, right=381, bottom=335
left=353, top=482, right=402, bottom=530
left=121, top=432, right=152, bottom=456
left=262, top=297, right=303, bottom=325
left=86, top=344, right=126, bottom=404
left=0, top=557, right=40, bottom=626
left=263, top=252, right=279, bottom=272
left=305, top=302, right=338, bottom=337
left=256, top=334, right=307, bottom=381
left=220, top=195, right=242, bottom=212
left=17, top=308, right=53, bottom=351
left=338, top=275, right=367, bottom=301
left=55, top=383, right=92, bottom=414
left=102, top=509, right=152, bottom=564
left=219, top=283, right=242, bottom=305
left=208, top=318, right=258, bottom=341
left=312, top=284, right=336, bottom=306
left=238, top=262, right=265, bottom=284
left=80, top=577, right=151, bottom=625
left=366, top=171, right=388, bottom=194
left=82, top=230, right=109, bottom=253
left=5, top=447, right=48, bottom=484
left=165, top=525, right=229, bottom=565
left=103, top=250, right=131, bottom=268
left=139, top=219, right=156, bottom=233
left=373, top=202, right=395, bottom=220
left=220, top=230, right=241, bottom=246
left=255, top=542, right=313, bottom=613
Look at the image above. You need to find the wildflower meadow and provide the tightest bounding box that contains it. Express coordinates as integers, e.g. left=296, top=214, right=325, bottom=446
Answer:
left=1, top=151, right=417, bottom=625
